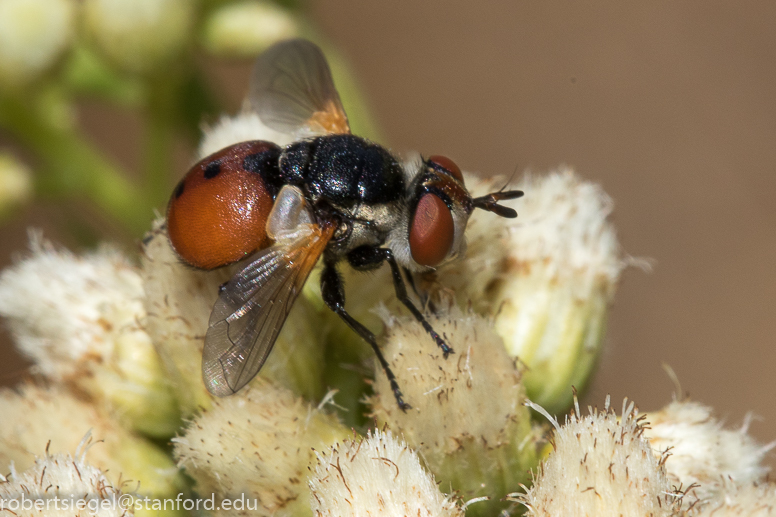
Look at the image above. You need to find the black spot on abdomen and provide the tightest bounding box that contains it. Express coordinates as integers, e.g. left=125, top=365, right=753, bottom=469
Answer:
left=203, top=160, right=222, bottom=179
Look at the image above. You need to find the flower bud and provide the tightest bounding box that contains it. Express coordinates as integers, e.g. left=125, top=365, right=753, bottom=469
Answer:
left=0, top=452, right=131, bottom=517
left=141, top=220, right=329, bottom=415
left=0, top=153, right=33, bottom=218
left=201, top=1, right=299, bottom=57
left=369, top=307, right=540, bottom=516
left=310, top=429, right=463, bottom=517
left=83, top=0, right=194, bottom=74
left=436, top=169, right=626, bottom=414
left=518, top=397, right=681, bottom=515
left=0, top=234, right=180, bottom=437
left=0, top=0, right=76, bottom=89
left=173, top=382, right=349, bottom=517
left=643, top=399, right=772, bottom=501
left=0, top=384, right=184, bottom=504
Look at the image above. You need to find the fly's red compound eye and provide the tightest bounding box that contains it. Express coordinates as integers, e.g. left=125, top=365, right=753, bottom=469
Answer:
left=409, top=193, right=454, bottom=267
left=427, top=155, right=464, bottom=183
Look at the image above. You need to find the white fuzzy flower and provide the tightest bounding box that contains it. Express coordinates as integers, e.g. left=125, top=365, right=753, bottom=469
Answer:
left=0, top=384, right=182, bottom=500
left=0, top=452, right=131, bottom=517
left=437, top=169, right=627, bottom=413
left=173, top=382, right=348, bottom=517
left=643, top=399, right=773, bottom=501
left=0, top=234, right=179, bottom=437
left=369, top=307, right=540, bottom=514
left=141, top=219, right=329, bottom=416
left=694, top=481, right=776, bottom=516
left=309, top=429, right=462, bottom=517
left=198, top=112, right=293, bottom=159
left=519, top=397, right=681, bottom=516
left=0, top=0, right=76, bottom=88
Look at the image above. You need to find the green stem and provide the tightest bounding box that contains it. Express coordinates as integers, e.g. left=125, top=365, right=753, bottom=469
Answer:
left=0, top=95, right=153, bottom=236
left=143, top=75, right=179, bottom=209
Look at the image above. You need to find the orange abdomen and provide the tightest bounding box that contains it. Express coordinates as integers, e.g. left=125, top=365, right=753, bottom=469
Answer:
left=167, top=141, right=282, bottom=270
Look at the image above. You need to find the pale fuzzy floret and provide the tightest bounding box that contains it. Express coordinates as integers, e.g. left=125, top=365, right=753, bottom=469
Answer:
left=0, top=452, right=131, bottom=517
left=0, top=234, right=179, bottom=437
left=201, top=1, right=299, bottom=57
left=309, top=429, right=462, bottom=517
left=141, top=220, right=328, bottom=414
left=198, top=112, right=293, bottom=159
left=369, top=307, right=539, bottom=511
left=694, top=481, right=776, bottom=516
left=83, top=0, right=194, bottom=73
left=643, top=400, right=772, bottom=501
left=520, top=398, right=679, bottom=516
left=0, top=384, right=182, bottom=499
left=0, top=0, right=76, bottom=88
left=437, top=169, right=626, bottom=413
left=173, top=382, right=349, bottom=517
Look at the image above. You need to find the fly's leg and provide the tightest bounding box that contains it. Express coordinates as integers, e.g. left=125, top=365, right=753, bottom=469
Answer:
left=403, top=266, right=419, bottom=296
left=347, top=247, right=454, bottom=358
left=320, top=260, right=410, bottom=411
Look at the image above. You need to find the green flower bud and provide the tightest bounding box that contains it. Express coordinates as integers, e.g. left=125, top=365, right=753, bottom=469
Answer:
left=0, top=0, right=76, bottom=89
left=0, top=235, right=181, bottom=437
left=83, top=0, right=194, bottom=74
left=369, top=308, right=541, bottom=517
left=201, top=1, right=298, bottom=57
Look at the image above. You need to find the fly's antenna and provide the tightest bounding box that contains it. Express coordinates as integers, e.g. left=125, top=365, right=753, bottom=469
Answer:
left=471, top=189, right=524, bottom=218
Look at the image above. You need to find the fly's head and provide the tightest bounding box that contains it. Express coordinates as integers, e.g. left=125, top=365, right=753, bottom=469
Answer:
left=388, top=155, right=523, bottom=272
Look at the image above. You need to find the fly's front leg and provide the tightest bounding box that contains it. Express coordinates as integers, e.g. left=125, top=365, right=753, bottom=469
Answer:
left=347, top=247, right=454, bottom=357
left=320, top=260, right=410, bottom=411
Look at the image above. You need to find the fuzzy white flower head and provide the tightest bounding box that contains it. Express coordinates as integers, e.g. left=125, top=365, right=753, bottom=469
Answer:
left=198, top=112, right=293, bottom=159
left=141, top=220, right=329, bottom=414
left=0, top=234, right=179, bottom=436
left=83, top=0, right=194, bottom=74
left=0, top=384, right=181, bottom=500
left=694, top=481, right=776, bottom=516
left=309, top=429, right=462, bottom=517
left=369, top=307, right=540, bottom=513
left=436, top=169, right=627, bottom=413
left=0, top=0, right=76, bottom=88
left=519, top=397, right=681, bottom=516
left=202, top=1, right=298, bottom=57
left=173, top=382, right=348, bottom=517
left=0, top=452, right=131, bottom=517
left=643, top=399, right=773, bottom=501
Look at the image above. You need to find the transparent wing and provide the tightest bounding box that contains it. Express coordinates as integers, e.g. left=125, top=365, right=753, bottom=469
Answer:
left=247, top=38, right=350, bottom=136
left=202, top=223, right=334, bottom=396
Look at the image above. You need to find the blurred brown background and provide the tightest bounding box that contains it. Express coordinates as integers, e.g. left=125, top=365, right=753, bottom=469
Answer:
left=1, top=2, right=775, bottom=464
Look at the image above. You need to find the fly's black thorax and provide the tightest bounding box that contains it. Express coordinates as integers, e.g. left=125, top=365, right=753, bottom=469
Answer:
left=279, top=134, right=406, bottom=255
